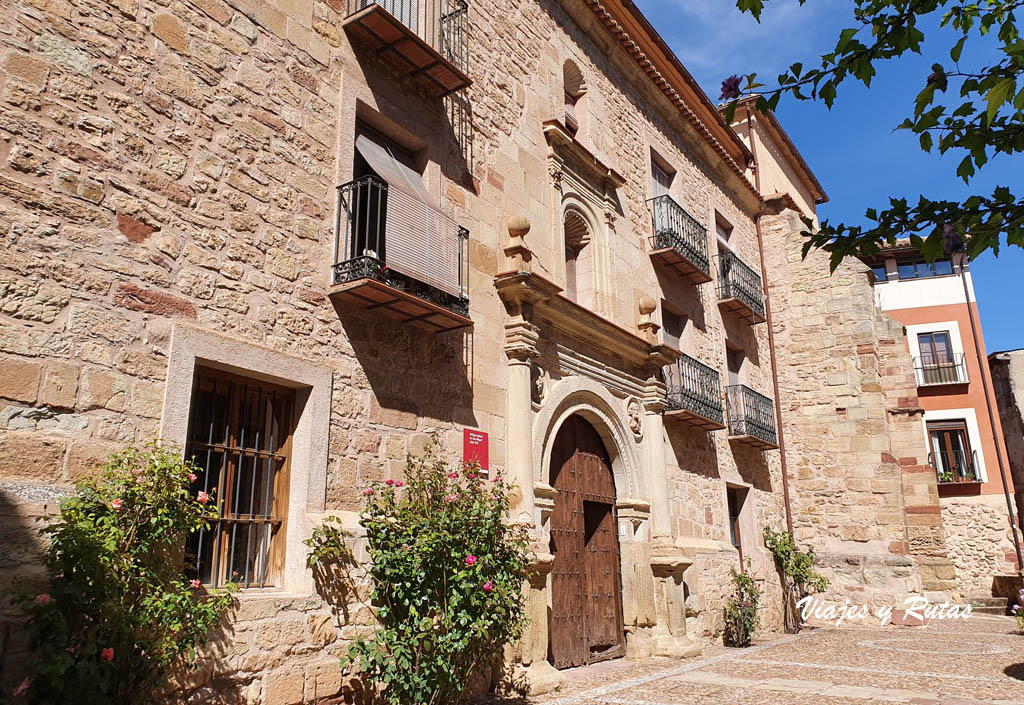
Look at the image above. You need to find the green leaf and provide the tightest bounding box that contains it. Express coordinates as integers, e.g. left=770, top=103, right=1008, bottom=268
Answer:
left=836, top=27, right=858, bottom=53
left=950, top=36, right=966, bottom=62
left=986, top=77, right=1015, bottom=124
left=919, top=131, right=933, bottom=152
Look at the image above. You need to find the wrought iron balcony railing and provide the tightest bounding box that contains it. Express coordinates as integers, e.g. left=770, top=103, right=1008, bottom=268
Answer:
left=663, top=354, right=725, bottom=430
left=725, top=384, right=778, bottom=449
left=716, top=251, right=765, bottom=324
left=331, top=175, right=471, bottom=331
left=648, top=195, right=711, bottom=284
left=914, top=354, right=968, bottom=387
left=344, top=0, right=470, bottom=95
left=930, top=449, right=980, bottom=484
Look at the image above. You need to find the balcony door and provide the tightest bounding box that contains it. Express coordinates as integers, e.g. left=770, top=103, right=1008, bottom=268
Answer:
left=651, top=160, right=672, bottom=198
left=927, top=420, right=975, bottom=482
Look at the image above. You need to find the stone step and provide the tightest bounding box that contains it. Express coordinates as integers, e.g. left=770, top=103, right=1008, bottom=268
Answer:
left=967, top=596, right=1010, bottom=615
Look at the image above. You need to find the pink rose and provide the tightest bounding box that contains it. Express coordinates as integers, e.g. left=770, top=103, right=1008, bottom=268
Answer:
left=197, top=491, right=210, bottom=504
left=101, top=647, right=114, bottom=662
left=13, top=677, right=30, bottom=696
left=448, top=472, right=459, bottom=479
left=385, top=479, right=395, bottom=486
left=189, top=473, right=198, bottom=482
left=465, top=555, right=477, bottom=566
left=111, top=498, right=122, bottom=510
left=445, top=494, right=458, bottom=503
left=467, top=473, right=477, bottom=480
left=34, top=593, right=51, bottom=606
left=362, top=488, right=374, bottom=496
left=483, top=581, right=493, bottom=592
left=190, top=579, right=202, bottom=589
left=394, top=481, right=404, bottom=488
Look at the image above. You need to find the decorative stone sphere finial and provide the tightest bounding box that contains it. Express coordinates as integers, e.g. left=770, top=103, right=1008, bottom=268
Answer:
left=507, top=214, right=531, bottom=239
left=638, top=296, right=656, bottom=316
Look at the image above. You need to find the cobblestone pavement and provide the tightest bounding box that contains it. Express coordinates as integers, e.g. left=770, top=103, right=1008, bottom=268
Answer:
left=486, top=615, right=1024, bottom=705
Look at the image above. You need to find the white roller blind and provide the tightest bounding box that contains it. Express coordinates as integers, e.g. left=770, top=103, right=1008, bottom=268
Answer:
left=354, top=135, right=462, bottom=298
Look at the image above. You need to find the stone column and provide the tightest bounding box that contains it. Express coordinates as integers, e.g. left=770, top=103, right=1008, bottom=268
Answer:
left=643, top=378, right=672, bottom=539
left=504, top=320, right=539, bottom=525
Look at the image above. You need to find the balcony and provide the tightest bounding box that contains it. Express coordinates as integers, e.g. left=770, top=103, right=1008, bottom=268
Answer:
left=930, top=449, right=980, bottom=484
left=716, top=251, right=766, bottom=324
left=663, top=354, right=725, bottom=430
left=648, top=195, right=712, bottom=285
left=914, top=354, right=968, bottom=387
left=329, top=175, right=471, bottom=332
left=343, top=0, right=471, bottom=96
left=725, top=384, right=778, bottom=449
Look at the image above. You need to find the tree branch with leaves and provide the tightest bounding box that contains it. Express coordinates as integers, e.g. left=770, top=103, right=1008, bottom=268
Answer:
left=722, top=0, right=1024, bottom=268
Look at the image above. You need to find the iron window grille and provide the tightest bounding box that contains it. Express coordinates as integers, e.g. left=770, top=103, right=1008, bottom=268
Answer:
left=716, top=251, right=765, bottom=320
left=664, top=353, right=724, bottom=427
left=913, top=353, right=968, bottom=386
left=648, top=195, right=710, bottom=279
left=725, top=384, right=777, bottom=447
left=332, top=175, right=470, bottom=317
left=184, top=369, right=294, bottom=589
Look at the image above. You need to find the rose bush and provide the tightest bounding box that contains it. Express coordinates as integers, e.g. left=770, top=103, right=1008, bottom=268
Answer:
left=308, top=443, right=531, bottom=705
left=8, top=441, right=235, bottom=704
left=723, top=560, right=761, bottom=647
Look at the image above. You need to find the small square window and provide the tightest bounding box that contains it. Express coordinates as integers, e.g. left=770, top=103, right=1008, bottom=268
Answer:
left=871, top=264, right=888, bottom=282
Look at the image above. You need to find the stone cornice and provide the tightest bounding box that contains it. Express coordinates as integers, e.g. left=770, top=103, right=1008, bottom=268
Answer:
left=543, top=119, right=626, bottom=191
left=495, top=270, right=677, bottom=373
left=565, top=0, right=762, bottom=207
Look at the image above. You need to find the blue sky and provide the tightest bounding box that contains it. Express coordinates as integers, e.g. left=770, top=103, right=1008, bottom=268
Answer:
left=639, top=0, right=1022, bottom=353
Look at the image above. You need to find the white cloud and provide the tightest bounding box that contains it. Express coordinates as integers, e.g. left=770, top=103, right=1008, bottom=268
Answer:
left=642, top=0, right=849, bottom=94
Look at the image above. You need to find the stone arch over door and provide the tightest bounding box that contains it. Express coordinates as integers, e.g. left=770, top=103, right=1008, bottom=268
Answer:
left=548, top=414, right=625, bottom=668
left=534, top=376, right=644, bottom=500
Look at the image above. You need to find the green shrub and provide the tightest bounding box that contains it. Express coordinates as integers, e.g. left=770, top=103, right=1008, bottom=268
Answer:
left=308, top=443, right=530, bottom=705
left=763, top=526, right=828, bottom=633
left=9, top=441, right=235, bottom=704
left=723, top=561, right=761, bottom=647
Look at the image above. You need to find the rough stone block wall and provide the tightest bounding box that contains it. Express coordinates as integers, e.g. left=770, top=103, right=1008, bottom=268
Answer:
left=991, top=351, right=1024, bottom=533
left=940, top=495, right=1019, bottom=596
left=763, top=207, right=954, bottom=604
left=0, top=0, right=790, bottom=693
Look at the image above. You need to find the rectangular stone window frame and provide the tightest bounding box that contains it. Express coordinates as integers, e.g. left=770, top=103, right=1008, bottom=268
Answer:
left=649, top=148, right=675, bottom=199
left=160, top=325, right=332, bottom=595
left=724, top=484, right=749, bottom=562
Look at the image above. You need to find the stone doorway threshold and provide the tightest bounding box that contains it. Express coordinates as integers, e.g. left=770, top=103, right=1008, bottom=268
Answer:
left=475, top=616, right=1024, bottom=705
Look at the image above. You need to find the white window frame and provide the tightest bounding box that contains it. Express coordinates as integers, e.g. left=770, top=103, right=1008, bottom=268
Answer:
left=920, top=407, right=988, bottom=483
left=905, top=320, right=969, bottom=386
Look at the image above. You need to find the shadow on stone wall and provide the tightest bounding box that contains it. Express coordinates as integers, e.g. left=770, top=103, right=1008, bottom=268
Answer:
left=0, top=486, right=53, bottom=694
left=332, top=301, right=477, bottom=429
left=666, top=424, right=720, bottom=479
left=730, top=443, right=772, bottom=492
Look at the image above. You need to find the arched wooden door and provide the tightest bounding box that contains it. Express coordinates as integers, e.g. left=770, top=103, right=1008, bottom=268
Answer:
left=549, top=415, right=625, bottom=669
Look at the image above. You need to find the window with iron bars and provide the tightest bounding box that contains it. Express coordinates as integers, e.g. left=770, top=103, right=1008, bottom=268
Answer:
left=184, top=368, right=294, bottom=588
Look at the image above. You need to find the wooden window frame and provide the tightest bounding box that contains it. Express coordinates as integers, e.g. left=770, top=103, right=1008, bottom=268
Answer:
left=185, top=367, right=296, bottom=589
left=918, top=331, right=954, bottom=365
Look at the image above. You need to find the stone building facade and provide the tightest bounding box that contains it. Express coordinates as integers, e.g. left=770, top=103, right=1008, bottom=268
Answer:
left=0, top=0, right=1017, bottom=699
left=0, top=0, right=792, bottom=698
left=733, top=101, right=956, bottom=605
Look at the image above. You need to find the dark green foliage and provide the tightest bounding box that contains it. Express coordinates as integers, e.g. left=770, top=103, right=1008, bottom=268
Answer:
left=307, top=443, right=531, bottom=705
left=725, top=0, right=1024, bottom=266
left=8, top=441, right=235, bottom=705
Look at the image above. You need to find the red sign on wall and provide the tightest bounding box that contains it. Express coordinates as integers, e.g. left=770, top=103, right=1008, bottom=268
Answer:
left=463, top=428, right=489, bottom=470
